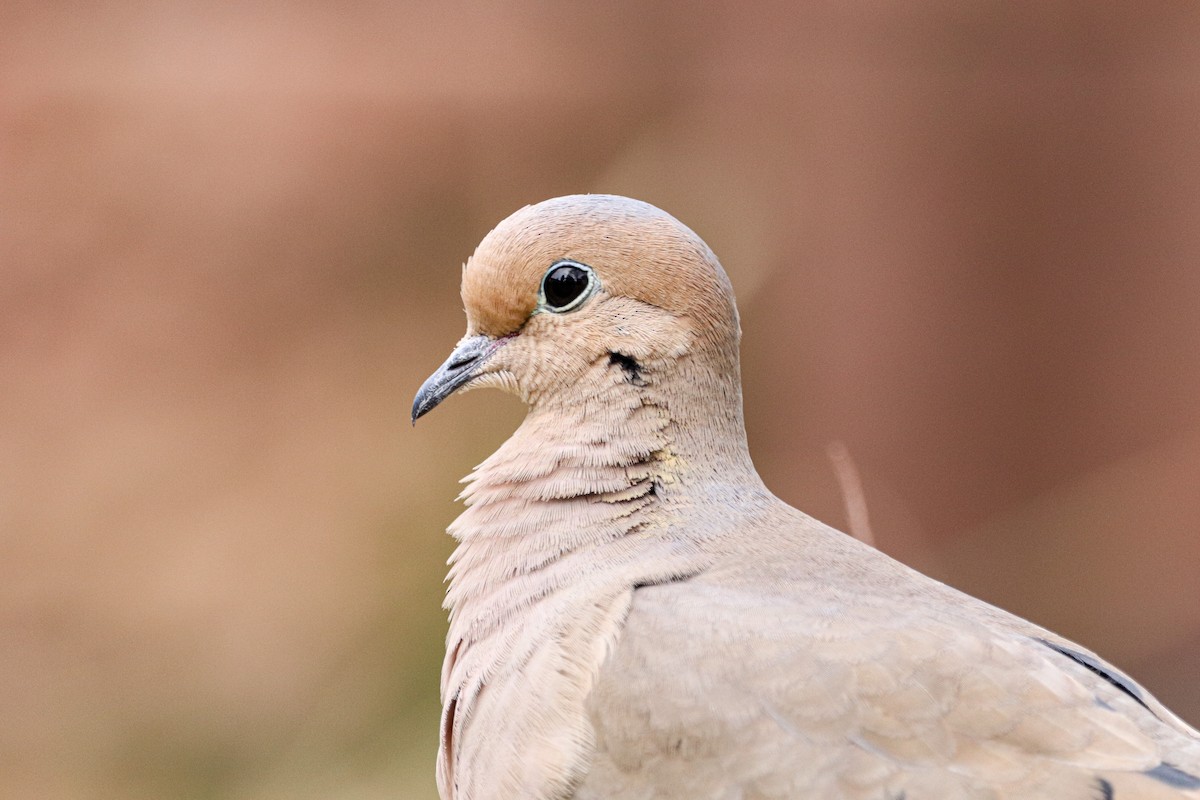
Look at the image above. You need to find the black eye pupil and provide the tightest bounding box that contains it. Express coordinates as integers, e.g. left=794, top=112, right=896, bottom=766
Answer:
left=543, top=264, right=590, bottom=309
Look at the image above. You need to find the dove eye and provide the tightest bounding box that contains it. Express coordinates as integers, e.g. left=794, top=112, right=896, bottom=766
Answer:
left=540, top=261, right=597, bottom=312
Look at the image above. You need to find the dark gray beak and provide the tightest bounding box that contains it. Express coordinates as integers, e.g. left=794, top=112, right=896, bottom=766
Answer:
left=412, top=335, right=497, bottom=423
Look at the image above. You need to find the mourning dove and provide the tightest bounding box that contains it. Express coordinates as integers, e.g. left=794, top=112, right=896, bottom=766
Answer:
left=412, top=194, right=1200, bottom=800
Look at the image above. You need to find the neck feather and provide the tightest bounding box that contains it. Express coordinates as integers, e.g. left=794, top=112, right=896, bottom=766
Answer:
left=444, top=344, right=761, bottom=637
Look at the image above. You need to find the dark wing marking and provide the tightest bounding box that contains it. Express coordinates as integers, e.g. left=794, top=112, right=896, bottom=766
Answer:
left=1037, top=638, right=1151, bottom=713
left=1145, top=763, right=1200, bottom=790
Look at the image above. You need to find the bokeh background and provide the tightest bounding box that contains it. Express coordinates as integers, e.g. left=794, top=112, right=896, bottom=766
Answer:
left=4, top=3, right=1200, bottom=798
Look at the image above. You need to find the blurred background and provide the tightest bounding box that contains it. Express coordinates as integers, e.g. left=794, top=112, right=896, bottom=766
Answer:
left=4, top=2, right=1200, bottom=798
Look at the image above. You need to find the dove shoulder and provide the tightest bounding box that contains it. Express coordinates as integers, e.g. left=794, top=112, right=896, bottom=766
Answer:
left=581, top=507, right=1200, bottom=799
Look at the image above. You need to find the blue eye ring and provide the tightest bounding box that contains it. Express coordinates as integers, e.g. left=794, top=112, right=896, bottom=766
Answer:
left=539, top=260, right=598, bottom=312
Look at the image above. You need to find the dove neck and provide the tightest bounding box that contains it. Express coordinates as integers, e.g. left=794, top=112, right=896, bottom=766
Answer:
left=653, top=350, right=760, bottom=481
left=443, top=345, right=765, bottom=646
left=527, top=344, right=761, bottom=486
left=451, top=343, right=763, bottom=536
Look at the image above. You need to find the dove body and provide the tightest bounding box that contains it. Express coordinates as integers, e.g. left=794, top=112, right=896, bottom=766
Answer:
left=415, top=195, right=1200, bottom=799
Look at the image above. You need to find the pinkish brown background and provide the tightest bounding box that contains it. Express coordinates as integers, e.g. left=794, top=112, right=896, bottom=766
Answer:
left=3, top=3, right=1199, bottom=798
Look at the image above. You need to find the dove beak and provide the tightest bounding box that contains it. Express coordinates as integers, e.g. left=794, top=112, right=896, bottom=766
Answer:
left=412, top=335, right=499, bottom=423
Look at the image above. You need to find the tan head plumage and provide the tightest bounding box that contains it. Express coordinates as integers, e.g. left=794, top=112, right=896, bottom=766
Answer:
left=463, top=195, right=738, bottom=344
left=414, top=194, right=743, bottom=418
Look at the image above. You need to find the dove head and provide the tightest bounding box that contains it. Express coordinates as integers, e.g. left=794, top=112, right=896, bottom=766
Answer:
left=412, top=194, right=743, bottom=420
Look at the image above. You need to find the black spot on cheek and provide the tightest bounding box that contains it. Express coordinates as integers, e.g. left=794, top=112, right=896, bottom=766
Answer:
left=1094, top=776, right=1114, bottom=800
left=608, top=351, right=646, bottom=386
